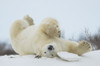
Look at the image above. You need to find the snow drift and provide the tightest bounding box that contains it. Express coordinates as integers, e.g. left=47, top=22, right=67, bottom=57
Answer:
left=0, top=50, right=100, bottom=66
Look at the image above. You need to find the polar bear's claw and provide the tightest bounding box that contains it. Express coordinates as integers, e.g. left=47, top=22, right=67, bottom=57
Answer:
left=35, top=55, right=41, bottom=58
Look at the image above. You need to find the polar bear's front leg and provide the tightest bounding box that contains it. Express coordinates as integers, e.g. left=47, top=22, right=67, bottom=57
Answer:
left=10, top=15, right=34, bottom=39
left=76, top=41, right=92, bottom=56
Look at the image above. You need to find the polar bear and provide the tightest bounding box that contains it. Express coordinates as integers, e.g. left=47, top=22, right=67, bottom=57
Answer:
left=10, top=15, right=92, bottom=58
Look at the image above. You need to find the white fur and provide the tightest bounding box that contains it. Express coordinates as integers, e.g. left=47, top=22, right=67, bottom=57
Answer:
left=10, top=15, right=92, bottom=57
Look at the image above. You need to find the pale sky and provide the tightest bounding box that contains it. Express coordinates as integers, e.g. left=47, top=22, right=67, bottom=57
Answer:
left=0, top=0, right=100, bottom=41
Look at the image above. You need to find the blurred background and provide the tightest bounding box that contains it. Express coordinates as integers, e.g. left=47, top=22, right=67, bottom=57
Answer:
left=0, top=0, right=100, bottom=55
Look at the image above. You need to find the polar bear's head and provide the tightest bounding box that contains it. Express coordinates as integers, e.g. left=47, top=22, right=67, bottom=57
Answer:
left=41, top=42, right=60, bottom=58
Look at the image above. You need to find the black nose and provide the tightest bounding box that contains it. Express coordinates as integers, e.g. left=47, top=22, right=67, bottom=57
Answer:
left=48, top=45, right=54, bottom=51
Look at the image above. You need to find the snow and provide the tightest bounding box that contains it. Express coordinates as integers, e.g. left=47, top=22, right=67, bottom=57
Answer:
left=57, top=52, right=80, bottom=61
left=0, top=50, right=100, bottom=66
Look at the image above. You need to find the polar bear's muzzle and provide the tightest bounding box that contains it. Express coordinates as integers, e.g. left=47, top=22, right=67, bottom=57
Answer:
left=42, top=43, right=57, bottom=58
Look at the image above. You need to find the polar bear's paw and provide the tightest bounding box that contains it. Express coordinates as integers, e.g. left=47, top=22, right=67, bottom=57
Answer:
left=78, top=41, right=92, bottom=50
left=77, top=41, right=92, bottom=56
left=24, top=15, right=34, bottom=25
left=41, top=18, right=61, bottom=38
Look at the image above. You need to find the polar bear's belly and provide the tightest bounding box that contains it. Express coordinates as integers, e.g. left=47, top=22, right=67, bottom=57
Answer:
left=13, top=26, right=37, bottom=55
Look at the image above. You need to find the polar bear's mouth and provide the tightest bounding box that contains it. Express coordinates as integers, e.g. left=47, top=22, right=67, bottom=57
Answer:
left=44, top=51, right=54, bottom=57
left=44, top=45, right=55, bottom=57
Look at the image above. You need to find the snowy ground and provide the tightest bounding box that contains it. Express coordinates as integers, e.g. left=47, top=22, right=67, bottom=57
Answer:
left=0, top=50, right=100, bottom=66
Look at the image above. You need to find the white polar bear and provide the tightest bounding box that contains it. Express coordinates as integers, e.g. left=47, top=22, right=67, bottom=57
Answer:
left=10, top=15, right=92, bottom=58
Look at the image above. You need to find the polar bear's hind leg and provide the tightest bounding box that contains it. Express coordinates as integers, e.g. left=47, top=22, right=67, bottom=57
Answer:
left=24, top=15, right=34, bottom=25
left=10, top=15, right=34, bottom=38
